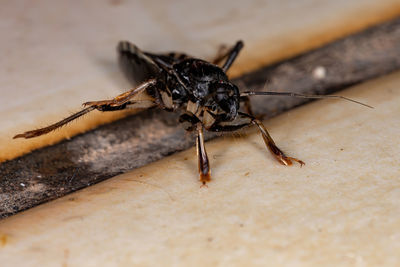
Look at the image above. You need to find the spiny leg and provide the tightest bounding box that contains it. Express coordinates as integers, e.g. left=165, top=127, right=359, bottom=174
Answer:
left=208, top=112, right=304, bottom=166
left=83, top=79, right=157, bottom=108
left=251, top=119, right=304, bottom=166
left=196, top=123, right=211, bottom=184
left=14, top=101, right=157, bottom=139
left=14, top=80, right=159, bottom=139
left=13, top=106, right=96, bottom=139
left=212, top=40, right=244, bottom=72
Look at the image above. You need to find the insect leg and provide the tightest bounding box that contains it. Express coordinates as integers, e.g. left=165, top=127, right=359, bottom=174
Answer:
left=83, top=79, right=157, bottom=108
left=196, top=123, right=211, bottom=184
left=13, top=99, right=158, bottom=139
left=13, top=107, right=96, bottom=138
left=213, top=40, right=244, bottom=72
left=251, top=118, right=305, bottom=166
left=14, top=80, right=160, bottom=139
left=208, top=112, right=304, bottom=166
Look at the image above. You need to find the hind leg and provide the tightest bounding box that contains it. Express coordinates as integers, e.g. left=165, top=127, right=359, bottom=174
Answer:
left=212, top=40, right=244, bottom=72
left=14, top=79, right=160, bottom=139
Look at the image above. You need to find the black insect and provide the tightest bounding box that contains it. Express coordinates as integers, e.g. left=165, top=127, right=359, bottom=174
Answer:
left=14, top=40, right=371, bottom=184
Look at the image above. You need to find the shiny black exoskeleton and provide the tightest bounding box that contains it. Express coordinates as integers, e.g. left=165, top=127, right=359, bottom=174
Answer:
left=173, top=59, right=240, bottom=121
left=118, top=42, right=241, bottom=131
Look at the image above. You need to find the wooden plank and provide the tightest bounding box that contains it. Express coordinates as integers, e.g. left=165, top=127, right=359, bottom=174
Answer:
left=0, top=68, right=399, bottom=266
left=1, top=0, right=400, bottom=163
left=1, top=18, right=399, bottom=218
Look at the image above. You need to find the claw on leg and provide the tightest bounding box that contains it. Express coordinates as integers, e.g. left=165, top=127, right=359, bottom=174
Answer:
left=275, top=153, right=305, bottom=167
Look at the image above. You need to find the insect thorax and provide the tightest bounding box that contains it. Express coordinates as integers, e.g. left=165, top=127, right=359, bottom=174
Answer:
left=170, top=59, right=240, bottom=128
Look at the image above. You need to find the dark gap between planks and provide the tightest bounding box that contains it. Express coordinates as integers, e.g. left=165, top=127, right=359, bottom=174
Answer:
left=1, top=18, right=400, bottom=219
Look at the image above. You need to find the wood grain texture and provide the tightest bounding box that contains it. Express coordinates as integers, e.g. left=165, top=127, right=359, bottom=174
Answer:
left=1, top=0, right=400, bottom=163
left=0, top=69, right=399, bottom=267
left=1, top=18, right=399, bottom=218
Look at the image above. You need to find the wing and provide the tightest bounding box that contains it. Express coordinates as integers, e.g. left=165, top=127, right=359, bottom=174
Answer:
left=144, top=51, right=192, bottom=68
left=118, top=41, right=162, bottom=86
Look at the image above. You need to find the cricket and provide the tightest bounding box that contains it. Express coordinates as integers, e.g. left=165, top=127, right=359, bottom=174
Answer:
left=14, top=40, right=372, bottom=184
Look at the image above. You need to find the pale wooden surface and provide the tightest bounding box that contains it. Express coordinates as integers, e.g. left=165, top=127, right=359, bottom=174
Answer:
left=1, top=0, right=399, bottom=161
left=0, top=72, right=399, bottom=266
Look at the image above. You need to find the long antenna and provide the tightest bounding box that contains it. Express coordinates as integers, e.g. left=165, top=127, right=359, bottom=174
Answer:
left=240, top=91, right=373, bottom=109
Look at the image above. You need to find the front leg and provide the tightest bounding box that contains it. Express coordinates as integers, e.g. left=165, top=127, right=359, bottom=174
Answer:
left=196, top=123, right=211, bottom=185
left=251, top=119, right=305, bottom=166
left=208, top=112, right=304, bottom=166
